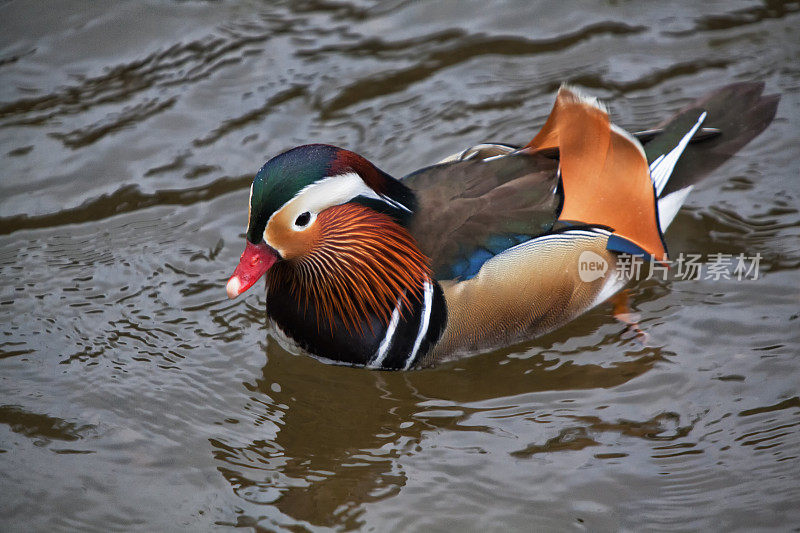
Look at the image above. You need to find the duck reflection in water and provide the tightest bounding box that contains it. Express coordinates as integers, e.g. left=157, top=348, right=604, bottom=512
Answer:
left=211, top=320, right=666, bottom=528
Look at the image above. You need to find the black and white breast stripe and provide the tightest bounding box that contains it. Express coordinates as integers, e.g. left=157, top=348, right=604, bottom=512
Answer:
left=368, top=280, right=447, bottom=370
left=267, top=275, right=446, bottom=370
left=369, top=297, right=404, bottom=369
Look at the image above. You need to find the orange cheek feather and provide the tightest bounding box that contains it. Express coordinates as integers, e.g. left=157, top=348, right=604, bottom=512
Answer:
left=266, top=203, right=432, bottom=333
left=265, top=209, right=322, bottom=260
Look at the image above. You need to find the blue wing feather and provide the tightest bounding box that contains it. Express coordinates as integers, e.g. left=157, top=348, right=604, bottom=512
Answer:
left=446, top=233, right=532, bottom=280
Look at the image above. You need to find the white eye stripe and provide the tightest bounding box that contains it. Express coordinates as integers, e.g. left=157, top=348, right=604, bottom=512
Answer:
left=266, top=171, right=410, bottom=231
left=298, top=172, right=409, bottom=213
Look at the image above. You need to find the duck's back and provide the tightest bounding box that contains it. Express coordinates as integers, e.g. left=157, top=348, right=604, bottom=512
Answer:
left=404, top=151, right=561, bottom=281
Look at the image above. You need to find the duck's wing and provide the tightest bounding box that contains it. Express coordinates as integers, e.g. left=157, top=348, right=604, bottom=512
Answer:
left=402, top=150, right=561, bottom=281
left=426, top=226, right=625, bottom=365
left=421, top=86, right=667, bottom=363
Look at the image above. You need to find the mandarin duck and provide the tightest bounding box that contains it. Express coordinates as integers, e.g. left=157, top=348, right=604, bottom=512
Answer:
left=226, top=83, right=778, bottom=369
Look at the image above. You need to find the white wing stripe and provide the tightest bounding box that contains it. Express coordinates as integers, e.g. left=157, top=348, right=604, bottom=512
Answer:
left=649, top=111, right=707, bottom=196
left=657, top=185, right=694, bottom=232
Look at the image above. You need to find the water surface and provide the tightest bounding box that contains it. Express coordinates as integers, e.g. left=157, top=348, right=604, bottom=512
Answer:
left=1, top=1, right=799, bottom=530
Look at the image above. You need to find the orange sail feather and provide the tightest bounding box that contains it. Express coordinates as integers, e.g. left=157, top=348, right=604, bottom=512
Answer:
left=526, top=86, right=667, bottom=261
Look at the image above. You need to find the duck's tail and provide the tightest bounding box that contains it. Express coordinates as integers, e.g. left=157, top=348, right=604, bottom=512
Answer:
left=525, top=82, right=779, bottom=260
left=643, top=82, right=779, bottom=231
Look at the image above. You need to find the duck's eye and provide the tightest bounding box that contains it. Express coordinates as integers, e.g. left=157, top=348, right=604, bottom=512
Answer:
left=294, top=212, right=311, bottom=227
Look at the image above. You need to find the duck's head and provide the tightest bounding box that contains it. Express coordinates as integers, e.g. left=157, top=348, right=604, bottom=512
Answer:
left=226, top=143, right=420, bottom=304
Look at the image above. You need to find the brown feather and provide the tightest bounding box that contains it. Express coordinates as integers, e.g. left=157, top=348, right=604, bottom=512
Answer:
left=404, top=153, right=560, bottom=279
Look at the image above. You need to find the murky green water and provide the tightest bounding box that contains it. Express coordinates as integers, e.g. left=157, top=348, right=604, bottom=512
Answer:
left=2, top=1, right=799, bottom=530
